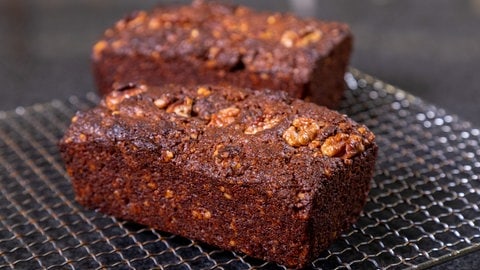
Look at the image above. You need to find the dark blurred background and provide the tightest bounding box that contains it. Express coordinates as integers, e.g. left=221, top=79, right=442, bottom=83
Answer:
left=0, top=0, right=479, bottom=126
left=0, top=1, right=479, bottom=268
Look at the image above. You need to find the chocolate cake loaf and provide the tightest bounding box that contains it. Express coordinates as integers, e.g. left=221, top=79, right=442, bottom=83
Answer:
left=59, top=84, right=377, bottom=268
left=92, top=0, right=353, bottom=108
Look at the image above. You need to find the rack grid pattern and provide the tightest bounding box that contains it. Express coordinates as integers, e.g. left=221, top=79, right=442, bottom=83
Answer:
left=1, top=70, right=480, bottom=269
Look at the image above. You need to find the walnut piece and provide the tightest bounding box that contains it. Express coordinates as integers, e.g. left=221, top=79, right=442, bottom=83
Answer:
left=297, top=30, right=323, bottom=47
left=192, top=208, right=212, bottom=219
left=244, top=115, right=282, bottom=135
left=196, top=86, right=212, bottom=97
left=161, top=150, right=174, bottom=162
left=280, top=29, right=323, bottom=48
left=92, top=40, right=108, bottom=60
left=126, top=11, right=148, bottom=28
left=154, top=95, right=171, bottom=109
left=358, top=126, right=376, bottom=143
left=283, top=118, right=320, bottom=147
left=104, top=86, right=147, bottom=110
left=320, top=133, right=349, bottom=157
left=280, top=30, right=298, bottom=48
left=345, top=134, right=366, bottom=158
left=166, top=97, right=193, bottom=117
left=209, top=107, right=240, bottom=127
left=321, top=133, right=366, bottom=158
left=165, top=189, right=174, bottom=199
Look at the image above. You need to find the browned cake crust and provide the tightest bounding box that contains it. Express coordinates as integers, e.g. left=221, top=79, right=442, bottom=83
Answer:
left=59, top=84, right=376, bottom=268
left=92, top=0, right=353, bottom=108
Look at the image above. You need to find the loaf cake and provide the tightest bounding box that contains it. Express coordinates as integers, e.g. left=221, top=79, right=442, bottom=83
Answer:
left=59, top=84, right=376, bottom=268
left=92, top=0, right=353, bottom=108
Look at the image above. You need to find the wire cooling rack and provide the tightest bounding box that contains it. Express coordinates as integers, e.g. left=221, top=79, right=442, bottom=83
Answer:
left=1, top=70, right=480, bottom=269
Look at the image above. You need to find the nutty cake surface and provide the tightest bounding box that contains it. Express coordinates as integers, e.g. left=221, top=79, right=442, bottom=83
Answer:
left=59, top=84, right=377, bottom=268
left=92, top=0, right=352, bottom=108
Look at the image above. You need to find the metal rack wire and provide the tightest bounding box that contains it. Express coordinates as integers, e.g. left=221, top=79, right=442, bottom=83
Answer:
left=1, top=70, right=479, bottom=269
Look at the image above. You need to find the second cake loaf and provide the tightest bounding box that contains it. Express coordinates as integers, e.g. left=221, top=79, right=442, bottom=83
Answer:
left=59, top=84, right=377, bottom=268
left=92, top=0, right=352, bottom=108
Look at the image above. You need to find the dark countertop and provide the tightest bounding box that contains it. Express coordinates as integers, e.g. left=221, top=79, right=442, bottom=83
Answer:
left=0, top=1, right=479, bottom=269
